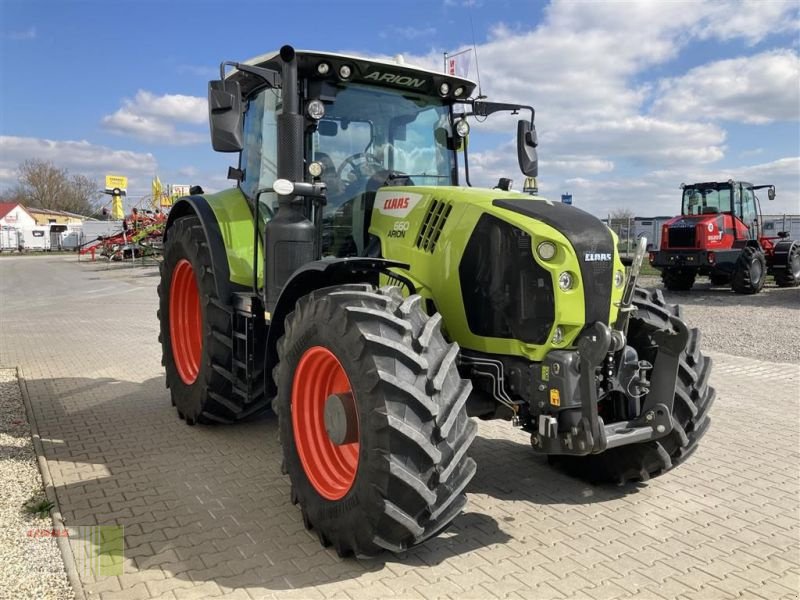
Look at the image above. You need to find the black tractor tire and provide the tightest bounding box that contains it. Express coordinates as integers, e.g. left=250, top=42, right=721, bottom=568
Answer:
left=661, top=268, right=696, bottom=291
left=273, top=284, right=477, bottom=557
left=551, top=287, right=714, bottom=485
left=709, top=271, right=730, bottom=286
left=775, top=243, right=800, bottom=288
left=731, top=246, right=766, bottom=294
left=157, top=214, right=264, bottom=425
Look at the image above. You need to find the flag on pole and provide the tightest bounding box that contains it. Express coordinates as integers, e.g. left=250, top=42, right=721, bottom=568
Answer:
left=152, top=175, right=163, bottom=210
left=444, top=48, right=473, bottom=79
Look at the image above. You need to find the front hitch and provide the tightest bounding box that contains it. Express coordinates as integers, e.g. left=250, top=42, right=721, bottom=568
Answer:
left=530, top=315, right=689, bottom=456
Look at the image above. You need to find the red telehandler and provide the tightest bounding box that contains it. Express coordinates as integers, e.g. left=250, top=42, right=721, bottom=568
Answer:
left=650, top=180, right=800, bottom=293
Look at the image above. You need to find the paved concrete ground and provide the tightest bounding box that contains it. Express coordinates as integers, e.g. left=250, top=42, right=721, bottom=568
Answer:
left=1, top=255, right=798, bottom=600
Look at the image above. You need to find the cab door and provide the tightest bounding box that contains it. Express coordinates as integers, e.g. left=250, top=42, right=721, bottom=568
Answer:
left=741, top=185, right=760, bottom=240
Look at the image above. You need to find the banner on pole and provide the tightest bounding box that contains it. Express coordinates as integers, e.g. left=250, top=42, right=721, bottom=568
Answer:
left=445, top=48, right=473, bottom=79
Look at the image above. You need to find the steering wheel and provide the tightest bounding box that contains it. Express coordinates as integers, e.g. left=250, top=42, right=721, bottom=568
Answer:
left=336, top=152, right=384, bottom=182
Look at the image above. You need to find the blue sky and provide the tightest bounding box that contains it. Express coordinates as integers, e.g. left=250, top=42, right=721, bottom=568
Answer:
left=1, top=0, right=798, bottom=216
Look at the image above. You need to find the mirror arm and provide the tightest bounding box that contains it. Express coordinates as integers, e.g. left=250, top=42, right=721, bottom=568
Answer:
left=218, top=61, right=280, bottom=88
left=460, top=101, right=535, bottom=124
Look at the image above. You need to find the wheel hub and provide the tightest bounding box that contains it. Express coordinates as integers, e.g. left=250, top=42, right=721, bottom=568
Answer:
left=292, top=346, right=359, bottom=500
left=324, top=392, right=359, bottom=446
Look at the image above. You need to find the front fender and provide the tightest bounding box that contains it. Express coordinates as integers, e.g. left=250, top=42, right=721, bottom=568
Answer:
left=264, top=257, right=409, bottom=396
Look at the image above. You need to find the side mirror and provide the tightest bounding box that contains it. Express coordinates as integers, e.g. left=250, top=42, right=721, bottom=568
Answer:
left=517, top=120, right=538, bottom=177
left=208, top=80, right=244, bottom=152
left=768, top=187, right=776, bottom=201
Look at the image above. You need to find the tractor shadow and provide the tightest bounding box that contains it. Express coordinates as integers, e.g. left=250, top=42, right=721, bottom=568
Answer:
left=18, top=374, right=524, bottom=594
left=466, top=430, right=646, bottom=505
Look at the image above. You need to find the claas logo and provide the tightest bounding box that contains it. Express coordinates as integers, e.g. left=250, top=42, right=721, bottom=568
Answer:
left=383, top=197, right=410, bottom=210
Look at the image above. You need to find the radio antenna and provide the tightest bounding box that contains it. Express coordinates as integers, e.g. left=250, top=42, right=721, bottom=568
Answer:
left=469, top=12, right=485, bottom=99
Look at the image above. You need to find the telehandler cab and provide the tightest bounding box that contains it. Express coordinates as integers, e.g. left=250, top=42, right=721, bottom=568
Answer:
left=158, top=45, right=714, bottom=556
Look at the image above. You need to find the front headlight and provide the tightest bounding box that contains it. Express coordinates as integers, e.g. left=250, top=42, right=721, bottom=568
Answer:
left=307, top=99, right=325, bottom=120
left=558, top=271, right=574, bottom=291
left=614, top=270, right=625, bottom=288
left=537, top=241, right=556, bottom=261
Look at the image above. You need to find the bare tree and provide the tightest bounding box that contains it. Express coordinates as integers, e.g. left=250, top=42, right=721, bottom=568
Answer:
left=14, top=159, right=101, bottom=215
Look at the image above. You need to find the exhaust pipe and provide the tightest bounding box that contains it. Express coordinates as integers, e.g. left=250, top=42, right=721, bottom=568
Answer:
left=264, top=45, right=315, bottom=312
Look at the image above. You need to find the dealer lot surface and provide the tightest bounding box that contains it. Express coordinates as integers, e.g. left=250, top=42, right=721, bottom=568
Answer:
left=1, top=255, right=798, bottom=600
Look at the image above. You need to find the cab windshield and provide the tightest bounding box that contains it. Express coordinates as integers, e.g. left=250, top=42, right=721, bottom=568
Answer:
left=682, top=185, right=732, bottom=216
left=311, top=83, right=455, bottom=256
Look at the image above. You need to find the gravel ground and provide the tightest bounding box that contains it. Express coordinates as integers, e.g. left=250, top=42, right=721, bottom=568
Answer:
left=639, top=275, right=800, bottom=363
left=0, top=369, right=74, bottom=600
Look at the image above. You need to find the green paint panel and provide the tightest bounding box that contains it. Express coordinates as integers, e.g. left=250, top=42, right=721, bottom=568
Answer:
left=202, top=187, right=262, bottom=288
left=370, top=186, right=625, bottom=362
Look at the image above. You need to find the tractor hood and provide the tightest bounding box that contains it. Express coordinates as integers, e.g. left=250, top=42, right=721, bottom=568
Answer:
left=369, top=186, right=625, bottom=360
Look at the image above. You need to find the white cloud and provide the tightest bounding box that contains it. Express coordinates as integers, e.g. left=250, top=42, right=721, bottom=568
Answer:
left=692, top=0, right=800, bottom=46
left=3, top=27, right=36, bottom=40
left=546, top=117, right=727, bottom=165
left=560, top=157, right=800, bottom=217
left=0, top=136, right=158, bottom=192
left=652, top=50, right=800, bottom=124
left=101, top=90, right=207, bottom=144
left=389, top=0, right=798, bottom=218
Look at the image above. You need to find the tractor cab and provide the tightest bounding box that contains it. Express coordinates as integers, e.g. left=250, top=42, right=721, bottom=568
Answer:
left=208, top=47, right=538, bottom=280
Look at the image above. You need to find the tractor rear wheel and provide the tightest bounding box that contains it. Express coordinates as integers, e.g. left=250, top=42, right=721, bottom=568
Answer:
left=731, top=246, right=766, bottom=294
left=661, top=268, right=695, bottom=291
left=158, top=215, right=250, bottom=424
left=775, top=243, right=800, bottom=288
left=551, top=287, right=714, bottom=484
left=274, top=284, right=477, bottom=557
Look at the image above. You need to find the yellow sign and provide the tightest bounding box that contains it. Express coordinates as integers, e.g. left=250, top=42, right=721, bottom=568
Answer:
left=105, top=175, right=128, bottom=192
left=549, top=388, right=561, bottom=407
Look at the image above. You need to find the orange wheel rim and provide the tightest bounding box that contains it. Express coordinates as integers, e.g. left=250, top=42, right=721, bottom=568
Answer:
left=169, top=259, right=202, bottom=385
left=292, top=346, right=359, bottom=500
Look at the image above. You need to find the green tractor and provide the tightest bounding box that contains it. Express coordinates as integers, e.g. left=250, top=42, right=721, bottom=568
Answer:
left=158, top=46, right=714, bottom=556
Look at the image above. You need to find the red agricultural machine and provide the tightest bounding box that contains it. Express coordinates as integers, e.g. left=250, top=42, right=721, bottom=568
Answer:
left=80, top=208, right=167, bottom=260
left=650, top=181, right=800, bottom=293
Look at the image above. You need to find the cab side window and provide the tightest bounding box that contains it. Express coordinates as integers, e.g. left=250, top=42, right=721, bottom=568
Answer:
left=741, top=187, right=757, bottom=226
left=239, top=88, right=281, bottom=214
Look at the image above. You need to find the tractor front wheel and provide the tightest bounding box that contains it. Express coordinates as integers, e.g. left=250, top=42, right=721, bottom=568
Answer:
left=661, top=268, right=696, bottom=291
left=550, top=287, right=714, bottom=484
left=731, top=246, right=766, bottom=294
left=274, top=284, right=477, bottom=556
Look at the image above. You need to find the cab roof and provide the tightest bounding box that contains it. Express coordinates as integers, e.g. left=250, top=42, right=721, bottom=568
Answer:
left=228, top=48, right=477, bottom=101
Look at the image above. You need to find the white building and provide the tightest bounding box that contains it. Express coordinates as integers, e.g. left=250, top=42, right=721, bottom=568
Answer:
left=0, top=203, right=37, bottom=251
left=0, top=202, right=37, bottom=229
